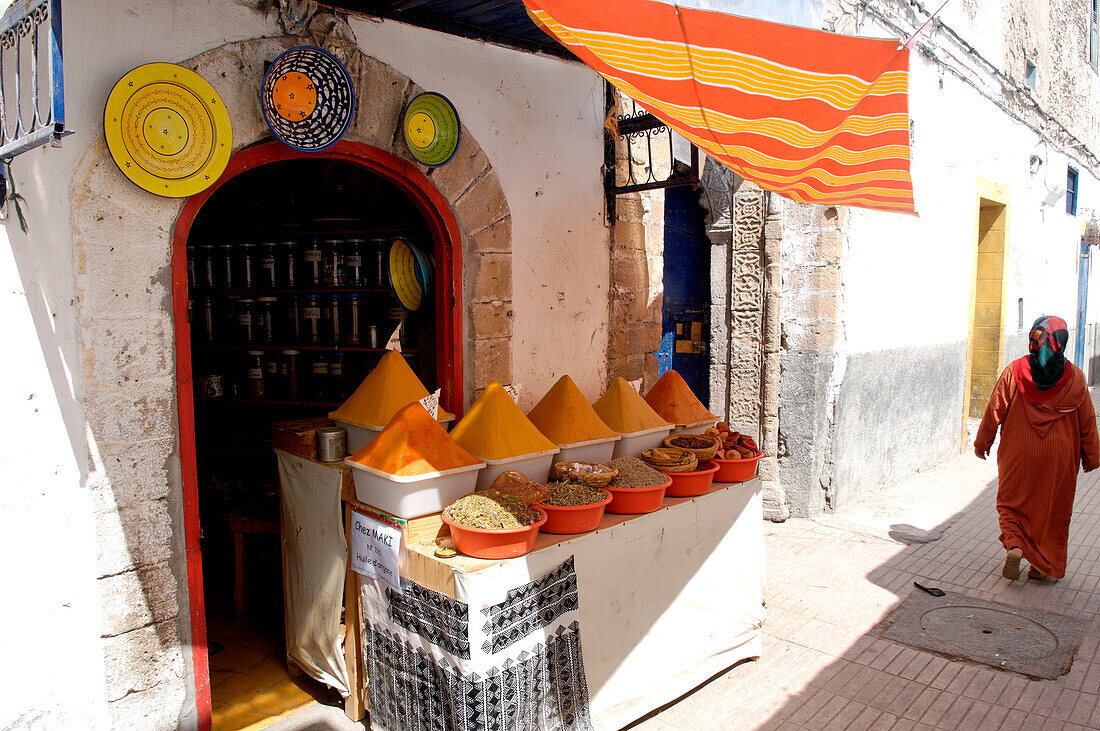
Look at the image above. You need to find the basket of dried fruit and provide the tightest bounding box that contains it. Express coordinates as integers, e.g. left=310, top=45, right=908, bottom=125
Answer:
left=442, top=492, right=547, bottom=558
left=641, top=447, right=698, bottom=473
left=548, top=460, right=619, bottom=488
left=536, top=481, right=613, bottom=534
left=662, top=434, right=722, bottom=461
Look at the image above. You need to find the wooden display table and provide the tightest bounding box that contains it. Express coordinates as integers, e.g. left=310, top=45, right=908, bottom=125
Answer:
left=346, top=477, right=766, bottom=731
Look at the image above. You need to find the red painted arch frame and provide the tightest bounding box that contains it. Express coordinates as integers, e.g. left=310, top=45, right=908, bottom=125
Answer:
left=170, top=140, right=464, bottom=729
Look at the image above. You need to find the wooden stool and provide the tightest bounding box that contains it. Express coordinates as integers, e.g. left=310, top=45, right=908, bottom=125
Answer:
left=227, top=516, right=280, bottom=617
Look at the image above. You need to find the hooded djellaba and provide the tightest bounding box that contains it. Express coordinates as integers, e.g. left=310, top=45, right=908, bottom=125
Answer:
left=974, top=315, right=1100, bottom=581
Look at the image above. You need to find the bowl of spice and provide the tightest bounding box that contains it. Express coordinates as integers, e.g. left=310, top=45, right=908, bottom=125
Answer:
left=536, top=481, right=613, bottom=534
left=442, top=492, right=547, bottom=559
left=604, top=457, right=673, bottom=514
left=663, top=459, right=720, bottom=497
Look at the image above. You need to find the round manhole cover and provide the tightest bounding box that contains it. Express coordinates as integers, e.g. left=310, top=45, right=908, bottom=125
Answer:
left=919, top=605, right=1059, bottom=660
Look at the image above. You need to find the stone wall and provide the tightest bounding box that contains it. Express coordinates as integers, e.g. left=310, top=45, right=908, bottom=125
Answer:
left=71, top=31, right=513, bottom=728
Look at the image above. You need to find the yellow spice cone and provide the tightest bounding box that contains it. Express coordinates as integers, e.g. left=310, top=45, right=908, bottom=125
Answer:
left=527, top=375, right=618, bottom=445
left=329, top=349, right=454, bottom=429
left=449, top=380, right=557, bottom=460
left=593, top=377, right=671, bottom=434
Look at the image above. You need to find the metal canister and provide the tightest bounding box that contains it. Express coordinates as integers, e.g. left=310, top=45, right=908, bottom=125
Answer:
left=315, top=426, right=347, bottom=463
left=216, top=243, right=235, bottom=289
left=198, top=244, right=216, bottom=288
left=366, top=323, right=379, bottom=349
left=345, top=294, right=363, bottom=345
left=303, top=237, right=323, bottom=286
left=246, top=350, right=266, bottom=399
left=200, top=296, right=216, bottom=343
left=238, top=298, right=257, bottom=343
left=323, top=239, right=344, bottom=288
left=302, top=294, right=321, bottom=345
left=345, top=239, right=365, bottom=287
left=311, top=354, right=329, bottom=401
left=259, top=242, right=278, bottom=289
left=280, top=295, right=300, bottom=344
left=239, top=243, right=258, bottom=289
left=279, top=240, right=299, bottom=289
left=257, top=297, right=278, bottom=344
left=282, top=349, right=301, bottom=401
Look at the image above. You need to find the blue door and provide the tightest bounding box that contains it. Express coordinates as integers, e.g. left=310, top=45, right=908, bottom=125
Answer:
left=657, top=186, right=710, bottom=401
left=1076, top=236, right=1090, bottom=368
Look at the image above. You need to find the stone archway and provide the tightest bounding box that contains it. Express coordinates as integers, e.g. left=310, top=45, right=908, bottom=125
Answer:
left=69, top=35, right=513, bottom=727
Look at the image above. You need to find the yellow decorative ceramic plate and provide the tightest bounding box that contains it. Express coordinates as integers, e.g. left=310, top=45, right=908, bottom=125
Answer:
left=388, top=239, right=433, bottom=311
left=104, top=63, right=232, bottom=198
left=402, top=92, right=460, bottom=167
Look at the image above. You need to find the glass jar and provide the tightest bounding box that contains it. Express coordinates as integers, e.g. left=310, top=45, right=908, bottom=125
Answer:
left=216, top=243, right=235, bottom=289
left=369, top=238, right=389, bottom=287
left=197, top=244, right=216, bottom=289
left=303, top=237, right=323, bottom=287
left=256, top=297, right=278, bottom=344
left=345, top=239, right=365, bottom=287
left=221, top=297, right=240, bottom=343
left=345, top=294, right=363, bottom=345
left=282, top=349, right=302, bottom=401
left=323, top=293, right=342, bottom=345
left=330, top=351, right=346, bottom=400
left=279, top=240, right=299, bottom=289
left=238, top=298, right=257, bottom=343
left=199, top=296, right=216, bottom=343
left=280, top=295, right=300, bottom=345
left=323, top=239, right=344, bottom=288
left=247, top=350, right=266, bottom=399
left=302, top=294, right=322, bottom=345
left=239, top=243, right=258, bottom=289
left=258, top=242, right=278, bottom=289
left=311, top=354, right=329, bottom=401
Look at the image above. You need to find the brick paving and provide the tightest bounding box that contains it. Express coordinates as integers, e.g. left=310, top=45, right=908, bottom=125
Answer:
left=632, top=390, right=1100, bottom=731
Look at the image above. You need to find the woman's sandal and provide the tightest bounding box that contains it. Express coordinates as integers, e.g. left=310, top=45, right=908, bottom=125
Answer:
left=1003, top=548, right=1023, bottom=580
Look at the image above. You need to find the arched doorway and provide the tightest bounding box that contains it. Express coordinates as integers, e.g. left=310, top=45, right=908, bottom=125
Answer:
left=170, top=140, right=463, bottom=727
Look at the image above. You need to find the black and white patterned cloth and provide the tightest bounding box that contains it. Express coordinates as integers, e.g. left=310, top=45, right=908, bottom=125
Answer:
left=360, top=557, right=592, bottom=731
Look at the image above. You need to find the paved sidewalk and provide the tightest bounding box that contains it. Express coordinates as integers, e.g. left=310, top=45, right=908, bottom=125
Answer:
left=633, top=390, right=1100, bottom=731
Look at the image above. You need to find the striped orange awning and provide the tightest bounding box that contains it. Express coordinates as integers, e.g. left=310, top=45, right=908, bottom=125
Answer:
left=523, top=0, right=915, bottom=215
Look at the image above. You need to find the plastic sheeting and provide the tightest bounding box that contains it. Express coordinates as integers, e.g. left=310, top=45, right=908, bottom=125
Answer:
left=278, top=451, right=350, bottom=695
left=359, top=479, right=766, bottom=730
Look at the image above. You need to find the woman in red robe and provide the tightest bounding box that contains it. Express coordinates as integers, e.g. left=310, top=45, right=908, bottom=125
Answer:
left=975, top=315, right=1099, bottom=581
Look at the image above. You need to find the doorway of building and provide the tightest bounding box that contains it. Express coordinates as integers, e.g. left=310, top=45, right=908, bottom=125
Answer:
left=173, top=141, right=460, bottom=729
left=658, top=185, right=711, bottom=400
left=967, top=199, right=1008, bottom=418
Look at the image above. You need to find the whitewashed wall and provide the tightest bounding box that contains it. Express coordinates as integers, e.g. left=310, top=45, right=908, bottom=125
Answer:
left=0, top=2, right=607, bottom=728
left=349, top=18, right=608, bottom=406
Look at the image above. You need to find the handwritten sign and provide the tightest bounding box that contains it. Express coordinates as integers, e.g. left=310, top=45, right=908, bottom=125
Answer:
left=503, top=384, right=520, bottom=401
left=385, top=322, right=402, bottom=352
left=349, top=511, right=403, bottom=592
left=419, top=388, right=441, bottom=419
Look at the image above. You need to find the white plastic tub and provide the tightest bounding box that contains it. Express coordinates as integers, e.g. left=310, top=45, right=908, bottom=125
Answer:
left=556, top=436, right=620, bottom=465
left=344, top=459, right=484, bottom=519
left=476, top=448, right=559, bottom=490
left=670, top=419, right=718, bottom=436
left=613, top=424, right=674, bottom=459
left=339, top=416, right=455, bottom=456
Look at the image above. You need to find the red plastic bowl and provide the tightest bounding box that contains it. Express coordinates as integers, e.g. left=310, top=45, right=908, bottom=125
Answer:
left=663, top=460, right=720, bottom=497
left=441, top=508, right=547, bottom=559
left=536, top=491, right=613, bottom=534
left=713, top=452, right=764, bottom=482
left=605, top=476, right=672, bottom=515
